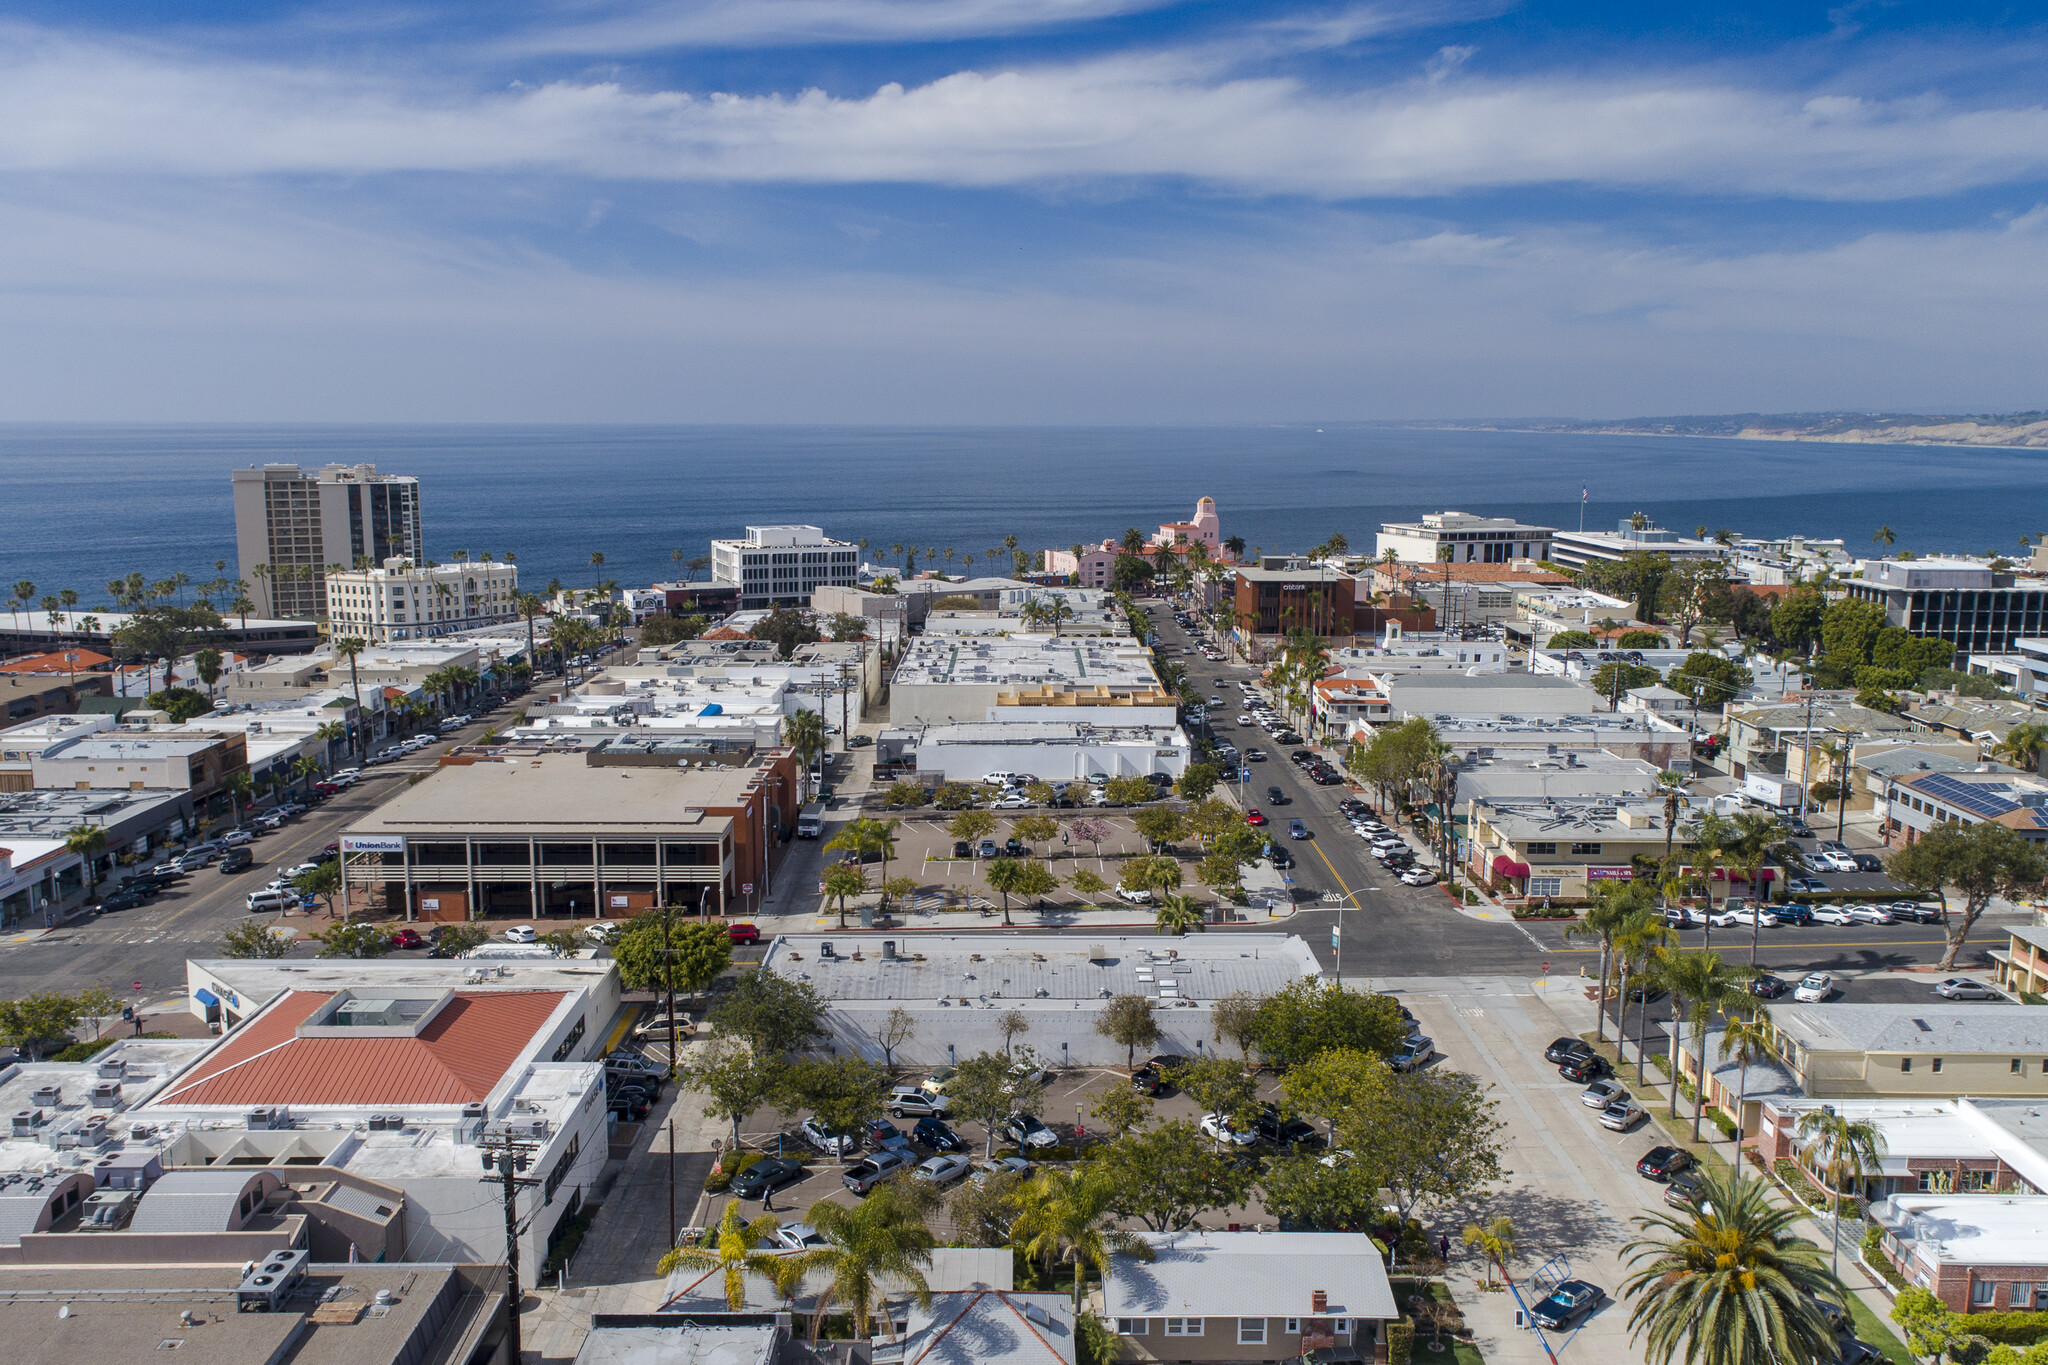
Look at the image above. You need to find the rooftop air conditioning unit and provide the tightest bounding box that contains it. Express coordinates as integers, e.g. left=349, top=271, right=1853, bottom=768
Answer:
left=236, top=1248, right=310, bottom=1313
left=246, top=1107, right=289, bottom=1131
left=30, top=1086, right=60, bottom=1108
left=11, top=1109, right=42, bottom=1136
left=88, top=1081, right=120, bottom=1109
left=508, top=1117, right=549, bottom=1140
left=95, top=1059, right=126, bottom=1080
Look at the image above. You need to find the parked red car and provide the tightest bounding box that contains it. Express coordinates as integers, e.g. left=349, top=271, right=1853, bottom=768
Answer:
left=726, top=922, right=760, bottom=945
left=1245, top=809, right=1267, bottom=826
left=313, top=782, right=341, bottom=797
left=388, top=928, right=424, bottom=950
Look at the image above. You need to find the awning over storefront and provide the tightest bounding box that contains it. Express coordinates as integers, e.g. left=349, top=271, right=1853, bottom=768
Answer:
left=193, top=987, right=219, bottom=1007
left=1493, top=855, right=1532, bottom=878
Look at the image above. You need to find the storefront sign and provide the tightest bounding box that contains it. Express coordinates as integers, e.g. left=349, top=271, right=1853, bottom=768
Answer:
left=341, top=835, right=407, bottom=854
left=609, top=894, right=629, bottom=909
left=1586, top=866, right=1635, bottom=881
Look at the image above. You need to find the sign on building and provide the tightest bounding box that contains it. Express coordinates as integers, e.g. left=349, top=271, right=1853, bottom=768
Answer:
left=341, top=835, right=407, bottom=854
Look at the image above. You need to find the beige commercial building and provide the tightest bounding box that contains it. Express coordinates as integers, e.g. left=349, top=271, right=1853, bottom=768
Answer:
left=232, top=462, right=423, bottom=618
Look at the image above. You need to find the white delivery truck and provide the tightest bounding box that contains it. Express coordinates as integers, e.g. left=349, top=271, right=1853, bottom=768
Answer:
left=795, top=803, right=826, bottom=839
left=1742, top=774, right=1802, bottom=808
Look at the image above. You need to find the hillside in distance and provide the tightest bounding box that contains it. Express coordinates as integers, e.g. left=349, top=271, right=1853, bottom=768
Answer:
left=1418, top=411, right=2048, bottom=448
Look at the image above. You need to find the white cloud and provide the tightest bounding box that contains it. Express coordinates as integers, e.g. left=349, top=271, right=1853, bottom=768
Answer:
left=0, top=30, right=2045, bottom=200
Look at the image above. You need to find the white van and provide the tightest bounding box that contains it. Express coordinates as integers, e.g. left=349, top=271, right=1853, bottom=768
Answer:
left=795, top=803, right=826, bottom=839
left=245, top=888, right=298, bottom=912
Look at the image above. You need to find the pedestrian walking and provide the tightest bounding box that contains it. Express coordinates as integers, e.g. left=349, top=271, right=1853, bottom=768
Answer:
left=1438, top=1234, right=1451, bottom=1261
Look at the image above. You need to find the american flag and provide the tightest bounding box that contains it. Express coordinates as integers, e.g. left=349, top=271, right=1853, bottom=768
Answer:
left=1582, top=485, right=1589, bottom=504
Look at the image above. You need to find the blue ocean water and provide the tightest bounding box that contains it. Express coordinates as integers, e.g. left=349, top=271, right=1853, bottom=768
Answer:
left=1, top=423, right=2042, bottom=606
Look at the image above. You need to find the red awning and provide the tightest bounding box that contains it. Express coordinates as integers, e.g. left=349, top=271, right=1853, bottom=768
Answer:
left=1493, top=854, right=1532, bottom=878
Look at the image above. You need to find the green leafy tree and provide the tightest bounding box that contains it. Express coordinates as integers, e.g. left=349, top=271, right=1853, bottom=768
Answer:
left=784, top=1054, right=890, bottom=1133
left=1622, top=1167, right=1844, bottom=1365
left=145, top=687, right=214, bottom=722
left=1666, top=651, right=1753, bottom=709
left=883, top=780, right=930, bottom=809
left=1131, top=805, right=1187, bottom=851
left=1169, top=1056, right=1259, bottom=1145
left=947, top=808, right=996, bottom=844
left=1093, top=994, right=1160, bottom=1068
left=0, top=992, right=82, bottom=1060
left=985, top=856, right=1030, bottom=927
left=1175, top=763, right=1219, bottom=802
left=1012, top=814, right=1060, bottom=858
left=1068, top=868, right=1108, bottom=902
left=1211, top=990, right=1263, bottom=1061
left=433, top=923, right=490, bottom=956
left=1889, top=1288, right=1965, bottom=1361
left=613, top=915, right=734, bottom=1000
left=947, top=1167, right=1026, bottom=1246
left=1086, top=1085, right=1153, bottom=1137
left=1280, top=1045, right=1392, bottom=1147
left=709, top=969, right=828, bottom=1056
left=318, top=922, right=391, bottom=958
left=538, top=929, right=582, bottom=958
left=949, top=1050, right=1029, bottom=1158
left=1615, top=628, right=1665, bottom=649
left=1093, top=1118, right=1255, bottom=1230
left=292, top=860, right=342, bottom=917
left=675, top=1036, right=780, bottom=1150
left=73, top=986, right=120, bottom=1042
left=1249, top=978, right=1409, bottom=1068
left=1375, top=1068, right=1505, bottom=1221
left=1770, top=586, right=1826, bottom=654
left=748, top=605, right=821, bottom=659
left=876, top=1006, right=917, bottom=1072
left=1260, top=1151, right=1382, bottom=1232
left=221, top=920, right=291, bottom=959
left=1103, top=775, right=1155, bottom=807
left=1119, top=854, right=1182, bottom=899
left=1154, top=893, right=1204, bottom=935
left=1889, top=822, right=2048, bottom=970
left=1546, top=630, right=1599, bottom=649
left=1591, top=661, right=1662, bottom=707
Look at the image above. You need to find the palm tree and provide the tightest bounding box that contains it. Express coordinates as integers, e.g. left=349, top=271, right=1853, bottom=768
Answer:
left=1660, top=950, right=1749, bottom=1139
left=589, top=551, right=605, bottom=588
left=514, top=593, right=546, bottom=671
left=822, top=861, right=866, bottom=928
left=785, top=708, right=826, bottom=802
left=804, top=1183, right=935, bottom=1340
left=1155, top=893, right=1204, bottom=936
left=11, top=579, right=34, bottom=633
left=1460, top=1215, right=1517, bottom=1287
left=1011, top=1167, right=1153, bottom=1311
left=1614, top=907, right=1674, bottom=1084
left=1567, top=880, right=1648, bottom=1043
left=657, top=1200, right=808, bottom=1304
left=64, top=824, right=109, bottom=899
left=985, top=855, right=1028, bottom=927
left=290, top=755, right=322, bottom=799
left=1731, top=811, right=1788, bottom=964
left=1622, top=1167, right=1843, bottom=1365
left=1656, top=770, right=1686, bottom=861
left=1996, top=721, right=2047, bottom=774
left=226, top=770, right=254, bottom=829
left=1795, top=1109, right=1887, bottom=1279
left=1689, top=810, right=1736, bottom=950
left=1873, top=525, right=1896, bottom=550
left=1717, top=1008, right=1774, bottom=1151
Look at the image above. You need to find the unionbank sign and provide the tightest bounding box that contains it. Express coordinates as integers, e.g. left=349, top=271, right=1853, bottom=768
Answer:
left=340, top=836, right=407, bottom=854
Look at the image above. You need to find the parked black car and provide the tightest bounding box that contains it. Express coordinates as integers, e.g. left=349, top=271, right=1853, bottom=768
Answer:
left=97, top=889, right=149, bottom=913
left=1637, top=1145, right=1693, bottom=1181
left=1751, top=974, right=1788, bottom=999
left=730, top=1157, right=805, bottom=1200
left=913, top=1117, right=965, bottom=1151
left=1545, top=1037, right=1593, bottom=1065
left=220, top=848, right=255, bottom=873
left=1529, top=1280, right=1605, bottom=1331
left=1253, top=1105, right=1320, bottom=1148
left=1558, top=1054, right=1612, bottom=1083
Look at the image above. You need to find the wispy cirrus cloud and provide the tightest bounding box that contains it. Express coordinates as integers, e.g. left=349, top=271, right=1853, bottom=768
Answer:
left=497, top=0, right=1188, bottom=54
left=0, top=30, right=2046, bottom=201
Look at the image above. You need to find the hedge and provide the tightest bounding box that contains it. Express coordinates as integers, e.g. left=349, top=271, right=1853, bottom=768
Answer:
left=1951, top=1311, right=2048, bottom=1347
left=1387, top=1320, right=1415, bottom=1365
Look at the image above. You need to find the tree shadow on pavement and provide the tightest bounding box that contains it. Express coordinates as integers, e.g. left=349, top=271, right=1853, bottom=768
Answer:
left=1440, top=1184, right=1630, bottom=1263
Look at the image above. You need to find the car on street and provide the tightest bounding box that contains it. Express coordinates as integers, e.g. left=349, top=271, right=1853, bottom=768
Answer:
left=1810, top=905, right=1854, bottom=925
left=888, top=1087, right=950, bottom=1117
left=244, top=888, right=297, bottom=912
left=389, top=928, right=424, bottom=950
left=1266, top=786, right=1287, bottom=804
left=1545, top=1037, right=1594, bottom=1066
left=1263, top=844, right=1294, bottom=869
left=1530, top=1280, right=1606, bottom=1330
left=913, top=1117, right=965, bottom=1151
left=1399, top=869, right=1439, bottom=887
left=1710, top=906, right=1778, bottom=928
left=1751, top=974, right=1788, bottom=999
left=730, top=1157, right=806, bottom=1201
left=1115, top=886, right=1153, bottom=905
left=1770, top=903, right=1813, bottom=925
left=727, top=923, right=761, bottom=945
left=1935, top=977, right=1998, bottom=1000
left=1003, top=1113, right=1059, bottom=1150
left=1663, top=1169, right=1706, bottom=1211
left=1287, top=820, right=1309, bottom=840
left=1661, top=905, right=1700, bottom=928
left=221, top=829, right=255, bottom=847
left=1581, top=1079, right=1629, bottom=1109
left=1786, top=877, right=1829, bottom=895
left=1199, top=1112, right=1258, bottom=1146
left=97, top=888, right=149, bottom=913
left=843, top=1150, right=913, bottom=1195
left=1845, top=904, right=1895, bottom=925
left=1890, top=902, right=1944, bottom=924
left=607, top=1092, right=651, bottom=1122
left=1245, top=810, right=1267, bottom=826
left=801, top=1118, right=859, bottom=1157
left=220, top=848, right=255, bottom=873
left=1558, top=1054, right=1612, bottom=1082
left=1245, top=748, right=1265, bottom=762
left=1637, top=1145, right=1693, bottom=1181
left=1793, top=972, right=1834, bottom=1003
left=504, top=925, right=538, bottom=943
left=1598, top=1097, right=1647, bottom=1131
left=1390, top=1036, right=1435, bottom=1072
left=584, top=921, right=620, bottom=944
left=913, top=1154, right=974, bottom=1187
left=1251, top=1105, right=1319, bottom=1147
left=981, top=1156, right=1034, bottom=1178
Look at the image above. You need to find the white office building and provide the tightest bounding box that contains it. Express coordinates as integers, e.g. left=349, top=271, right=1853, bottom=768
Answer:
left=231, top=463, right=424, bottom=618
left=1376, top=511, right=1554, bottom=565
left=325, top=558, right=519, bottom=643
left=711, top=526, right=860, bottom=610
left=1549, top=520, right=1728, bottom=571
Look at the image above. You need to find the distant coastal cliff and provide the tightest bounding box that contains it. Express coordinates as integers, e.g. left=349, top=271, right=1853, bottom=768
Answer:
left=1416, top=412, right=2048, bottom=449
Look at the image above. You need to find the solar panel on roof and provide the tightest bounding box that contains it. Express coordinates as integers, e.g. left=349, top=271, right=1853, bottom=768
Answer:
left=1914, top=773, right=2019, bottom=820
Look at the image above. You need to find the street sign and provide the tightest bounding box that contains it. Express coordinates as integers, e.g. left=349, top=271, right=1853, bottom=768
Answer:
left=1330, top=927, right=1340, bottom=948
left=132, top=980, right=142, bottom=992
left=743, top=882, right=755, bottom=895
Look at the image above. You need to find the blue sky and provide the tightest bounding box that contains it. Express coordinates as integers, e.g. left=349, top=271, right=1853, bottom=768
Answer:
left=2, top=0, right=2046, bottom=422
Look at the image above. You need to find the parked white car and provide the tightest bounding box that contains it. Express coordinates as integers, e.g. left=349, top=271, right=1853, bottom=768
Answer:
left=504, top=924, right=538, bottom=943
left=1845, top=905, right=1895, bottom=925
left=1709, top=906, right=1779, bottom=929
left=1114, top=886, right=1152, bottom=905
left=1198, top=1112, right=1258, bottom=1147
left=1792, top=972, right=1834, bottom=1003
left=1809, top=905, right=1855, bottom=925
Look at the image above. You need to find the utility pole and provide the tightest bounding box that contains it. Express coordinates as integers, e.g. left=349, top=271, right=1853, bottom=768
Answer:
left=1799, top=693, right=1817, bottom=823
left=478, top=1129, right=542, bottom=1363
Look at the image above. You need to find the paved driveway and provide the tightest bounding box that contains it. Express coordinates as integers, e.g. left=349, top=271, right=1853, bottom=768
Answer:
left=1397, top=978, right=1657, bottom=1365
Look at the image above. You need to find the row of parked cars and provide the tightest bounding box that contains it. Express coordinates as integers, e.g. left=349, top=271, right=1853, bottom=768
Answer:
left=1664, top=898, right=1942, bottom=930
left=1340, top=799, right=1440, bottom=888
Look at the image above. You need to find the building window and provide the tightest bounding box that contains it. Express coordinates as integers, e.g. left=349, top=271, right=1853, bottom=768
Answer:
left=1115, top=1319, right=1147, bottom=1336
left=1933, top=1058, right=1944, bottom=1074
left=1164, top=1318, right=1203, bottom=1337
left=1901, top=1059, right=1911, bottom=1073
left=1974, top=1281, right=1996, bottom=1307
left=2015, top=1059, right=2024, bottom=1074
left=1528, top=877, right=1563, bottom=897
left=1961, top=1169, right=1994, bottom=1192
left=1570, top=842, right=1602, bottom=856
left=1527, top=842, right=1557, bottom=855
left=1239, top=1319, right=1267, bottom=1345
left=1284, top=1319, right=1300, bottom=1335
left=2034, top=1284, right=2048, bottom=1311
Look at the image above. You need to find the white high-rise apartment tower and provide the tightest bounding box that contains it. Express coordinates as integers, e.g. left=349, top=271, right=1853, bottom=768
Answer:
left=231, top=463, right=423, bottom=618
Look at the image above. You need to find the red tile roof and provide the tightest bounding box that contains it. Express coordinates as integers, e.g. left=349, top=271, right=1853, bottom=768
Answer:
left=0, top=649, right=112, bottom=674
left=153, top=989, right=566, bottom=1108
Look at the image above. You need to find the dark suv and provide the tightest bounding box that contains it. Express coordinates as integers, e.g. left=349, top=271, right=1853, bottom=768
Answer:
left=220, top=848, right=255, bottom=873
left=1545, top=1037, right=1593, bottom=1066
left=1253, top=1105, right=1319, bottom=1148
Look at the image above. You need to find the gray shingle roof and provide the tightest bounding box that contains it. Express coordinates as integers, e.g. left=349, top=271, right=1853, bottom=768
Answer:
left=1104, top=1231, right=1397, bottom=1323
left=892, top=1291, right=1074, bottom=1365
left=1774, top=1003, right=2048, bottom=1055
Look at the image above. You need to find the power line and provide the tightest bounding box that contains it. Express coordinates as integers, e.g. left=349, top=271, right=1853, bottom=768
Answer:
left=478, top=1130, right=544, bottom=1362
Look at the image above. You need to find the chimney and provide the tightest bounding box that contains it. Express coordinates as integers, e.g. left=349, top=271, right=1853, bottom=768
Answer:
left=1311, top=1289, right=1328, bottom=1314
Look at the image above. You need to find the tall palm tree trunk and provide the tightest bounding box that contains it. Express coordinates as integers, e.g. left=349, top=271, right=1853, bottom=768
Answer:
left=1594, top=941, right=1612, bottom=1043
left=1665, top=997, right=1687, bottom=1118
